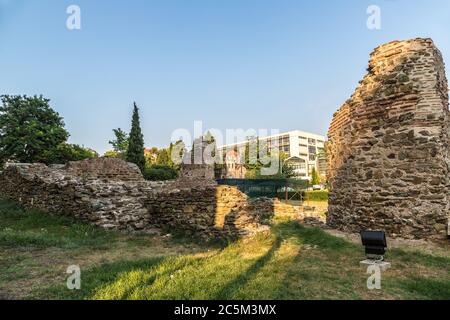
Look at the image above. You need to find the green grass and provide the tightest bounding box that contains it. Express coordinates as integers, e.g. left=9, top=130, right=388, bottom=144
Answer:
left=0, top=198, right=449, bottom=300
left=304, top=190, right=329, bottom=201
left=0, top=200, right=118, bottom=249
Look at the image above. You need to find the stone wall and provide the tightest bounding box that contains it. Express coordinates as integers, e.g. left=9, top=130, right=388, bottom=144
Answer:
left=0, top=158, right=301, bottom=240
left=146, top=185, right=260, bottom=240
left=327, top=38, right=450, bottom=240
left=146, top=185, right=304, bottom=240
left=0, top=162, right=167, bottom=231
left=64, top=157, right=144, bottom=181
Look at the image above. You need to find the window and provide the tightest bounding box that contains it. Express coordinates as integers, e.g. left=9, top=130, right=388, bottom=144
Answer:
left=309, top=154, right=316, bottom=161
left=308, top=146, right=317, bottom=154
left=291, top=162, right=306, bottom=170
left=299, top=144, right=307, bottom=147
left=308, top=138, right=316, bottom=145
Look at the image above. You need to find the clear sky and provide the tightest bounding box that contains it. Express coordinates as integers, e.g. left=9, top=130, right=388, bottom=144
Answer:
left=1, top=0, right=449, bottom=153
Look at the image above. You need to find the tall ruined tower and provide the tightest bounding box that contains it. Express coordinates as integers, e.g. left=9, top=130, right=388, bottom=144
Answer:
left=327, top=38, right=450, bottom=240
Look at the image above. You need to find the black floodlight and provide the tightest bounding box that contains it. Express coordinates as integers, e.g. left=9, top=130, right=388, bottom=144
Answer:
left=360, top=230, right=387, bottom=261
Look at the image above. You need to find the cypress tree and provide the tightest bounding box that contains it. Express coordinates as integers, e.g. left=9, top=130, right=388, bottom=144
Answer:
left=126, top=102, right=145, bottom=172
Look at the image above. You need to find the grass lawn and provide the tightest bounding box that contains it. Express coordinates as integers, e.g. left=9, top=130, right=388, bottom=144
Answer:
left=0, top=198, right=449, bottom=300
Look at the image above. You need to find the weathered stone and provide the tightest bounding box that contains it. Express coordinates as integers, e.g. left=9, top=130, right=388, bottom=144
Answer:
left=327, top=38, right=450, bottom=240
left=0, top=158, right=301, bottom=240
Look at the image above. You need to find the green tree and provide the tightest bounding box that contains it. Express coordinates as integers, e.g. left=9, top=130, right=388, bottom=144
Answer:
left=0, top=95, right=69, bottom=165
left=244, top=136, right=261, bottom=172
left=108, top=128, right=128, bottom=158
left=310, top=167, right=320, bottom=185
left=104, top=150, right=120, bottom=158
left=144, top=147, right=159, bottom=165
left=143, top=164, right=178, bottom=181
left=156, top=148, right=170, bottom=166
left=49, top=143, right=98, bottom=164
left=126, top=102, right=145, bottom=172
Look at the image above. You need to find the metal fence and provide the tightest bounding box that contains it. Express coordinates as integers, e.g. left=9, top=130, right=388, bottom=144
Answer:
left=216, top=178, right=308, bottom=199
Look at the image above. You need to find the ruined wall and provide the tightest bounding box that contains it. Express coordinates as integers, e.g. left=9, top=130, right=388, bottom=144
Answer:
left=0, top=158, right=297, bottom=239
left=0, top=162, right=167, bottom=231
left=64, top=157, right=144, bottom=181
left=327, top=38, right=450, bottom=240
left=146, top=185, right=303, bottom=240
left=146, top=185, right=260, bottom=240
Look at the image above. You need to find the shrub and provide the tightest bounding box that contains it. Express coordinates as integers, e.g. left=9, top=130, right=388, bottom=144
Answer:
left=48, top=143, right=98, bottom=164
left=143, top=165, right=178, bottom=181
left=303, top=190, right=328, bottom=201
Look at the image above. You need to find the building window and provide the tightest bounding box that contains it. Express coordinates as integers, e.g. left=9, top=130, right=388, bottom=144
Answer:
left=291, top=162, right=306, bottom=170
left=309, top=154, right=316, bottom=161
left=308, top=146, right=317, bottom=154
left=308, top=138, right=316, bottom=145
left=299, top=144, right=307, bottom=147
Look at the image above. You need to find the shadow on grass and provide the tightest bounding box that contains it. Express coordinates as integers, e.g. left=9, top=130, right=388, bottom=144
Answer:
left=213, top=233, right=283, bottom=299
left=34, top=257, right=166, bottom=300
left=35, top=220, right=367, bottom=300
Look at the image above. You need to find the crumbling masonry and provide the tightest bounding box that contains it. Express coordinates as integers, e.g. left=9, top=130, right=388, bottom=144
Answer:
left=327, top=38, right=450, bottom=240
left=0, top=158, right=302, bottom=240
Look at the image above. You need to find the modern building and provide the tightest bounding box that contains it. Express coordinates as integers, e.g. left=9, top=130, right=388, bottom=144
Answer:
left=217, top=130, right=327, bottom=180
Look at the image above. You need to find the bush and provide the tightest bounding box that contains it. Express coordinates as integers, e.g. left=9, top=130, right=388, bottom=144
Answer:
left=144, top=165, right=178, bottom=181
left=303, top=190, right=328, bottom=201
left=48, top=143, right=98, bottom=164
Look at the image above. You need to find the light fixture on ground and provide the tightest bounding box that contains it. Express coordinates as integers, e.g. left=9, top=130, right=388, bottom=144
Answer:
left=359, top=230, right=391, bottom=271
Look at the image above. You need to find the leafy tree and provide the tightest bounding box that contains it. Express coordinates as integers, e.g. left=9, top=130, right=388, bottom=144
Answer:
left=108, top=128, right=128, bottom=158
left=168, top=140, right=186, bottom=168
left=310, top=167, right=321, bottom=185
left=0, top=95, right=69, bottom=165
left=156, top=148, right=170, bottom=166
left=144, top=147, right=159, bottom=165
left=143, top=164, right=178, bottom=181
left=49, top=143, right=98, bottom=164
left=244, top=136, right=261, bottom=172
left=126, top=103, right=145, bottom=172
left=279, top=152, right=295, bottom=178
left=104, top=150, right=120, bottom=158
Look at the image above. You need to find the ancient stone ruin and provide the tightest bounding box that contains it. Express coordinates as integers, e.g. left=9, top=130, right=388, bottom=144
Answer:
left=327, top=38, right=450, bottom=240
left=0, top=158, right=303, bottom=240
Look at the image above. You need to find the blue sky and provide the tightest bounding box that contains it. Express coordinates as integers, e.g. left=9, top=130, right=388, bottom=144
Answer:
left=1, top=0, right=449, bottom=153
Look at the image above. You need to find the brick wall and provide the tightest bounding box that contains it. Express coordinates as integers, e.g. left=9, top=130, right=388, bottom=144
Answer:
left=327, top=38, right=450, bottom=240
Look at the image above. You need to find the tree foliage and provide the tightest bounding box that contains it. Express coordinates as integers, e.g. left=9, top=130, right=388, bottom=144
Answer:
left=0, top=95, right=70, bottom=165
left=156, top=148, right=170, bottom=166
left=143, top=164, right=178, bottom=181
left=126, top=103, right=145, bottom=172
left=108, top=128, right=128, bottom=158
left=310, top=167, right=321, bottom=185
left=49, top=143, right=98, bottom=164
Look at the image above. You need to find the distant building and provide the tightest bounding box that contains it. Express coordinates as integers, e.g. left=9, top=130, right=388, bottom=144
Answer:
left=217, top=149, right=247, bottom=179
left=217, top=130, right=326, bottom=180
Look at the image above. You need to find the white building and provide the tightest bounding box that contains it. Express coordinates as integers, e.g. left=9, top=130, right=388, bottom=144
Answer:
left=217, top=130, right=327, bottom=180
